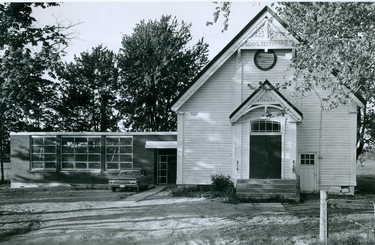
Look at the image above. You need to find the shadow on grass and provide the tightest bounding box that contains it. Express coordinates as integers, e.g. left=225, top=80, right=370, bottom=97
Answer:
left=356, top=175, right=375, bottom=194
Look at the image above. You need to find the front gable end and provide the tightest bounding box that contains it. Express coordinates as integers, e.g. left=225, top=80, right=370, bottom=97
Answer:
left=229, top=80, right=303, bottom=124
left=171, top=6, right=298, bottom=112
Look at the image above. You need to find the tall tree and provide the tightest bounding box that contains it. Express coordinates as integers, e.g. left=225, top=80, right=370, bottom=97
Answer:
left=56, top=45, right=120, bottom=132
left=117, top=15, right=209, bottom=131
left=0, top=3, right=71, bottom=183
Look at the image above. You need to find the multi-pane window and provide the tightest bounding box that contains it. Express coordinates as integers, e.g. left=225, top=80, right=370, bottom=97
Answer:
left=300, top=154, right=315, bottom=165
left=251, top=120, right=280, bottom=133
left=31, top=136, right=57, bottom=170
left=61, top=137, right=101, bottom=170
left=106, top=137, right=133, bottom=170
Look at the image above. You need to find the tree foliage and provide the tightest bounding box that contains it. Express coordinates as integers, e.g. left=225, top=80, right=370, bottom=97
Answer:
left=117, top=15, right=209, bottom=131
left=0, top=3, right=70, bottom=182
left=206, top=1, right=232, bottom=32
left=56, top=45, right=120, bottom=132
left=276, top=2, right=375, bottom=157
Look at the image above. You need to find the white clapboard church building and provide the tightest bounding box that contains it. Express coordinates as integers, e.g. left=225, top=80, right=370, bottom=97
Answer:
left=171, top=6, right=365, bottom=199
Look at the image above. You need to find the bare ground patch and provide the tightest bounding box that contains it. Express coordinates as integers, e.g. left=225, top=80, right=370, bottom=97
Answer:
left=0, top=187, right=375, bottom=244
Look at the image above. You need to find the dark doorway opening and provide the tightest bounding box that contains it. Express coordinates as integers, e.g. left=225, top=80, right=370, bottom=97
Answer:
left=250, top=135, right=281, bottom=179
left=157, top=149, right=177, bottom=184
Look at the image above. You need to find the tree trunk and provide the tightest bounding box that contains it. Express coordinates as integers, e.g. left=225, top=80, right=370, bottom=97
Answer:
left=0, top=140, right=4, bottom=184
left=356, top=107, right=366, bottom=159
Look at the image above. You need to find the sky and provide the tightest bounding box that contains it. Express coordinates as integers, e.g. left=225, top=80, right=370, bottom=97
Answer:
left=31, top=1, right=272, bottom=62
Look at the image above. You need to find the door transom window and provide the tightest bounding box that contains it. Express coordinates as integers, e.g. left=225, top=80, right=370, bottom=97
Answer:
left=251, top=120, right=280, bottom=133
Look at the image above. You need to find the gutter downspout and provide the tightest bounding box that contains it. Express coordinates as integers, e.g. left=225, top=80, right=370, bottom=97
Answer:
left=313, top=88, right=323, bottom=189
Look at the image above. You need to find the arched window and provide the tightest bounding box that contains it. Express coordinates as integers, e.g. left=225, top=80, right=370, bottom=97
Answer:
left=251, top=120, right=280, bottom=133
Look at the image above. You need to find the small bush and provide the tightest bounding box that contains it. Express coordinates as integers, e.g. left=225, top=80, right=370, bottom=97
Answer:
left=211, top=174, right=234, bottom=192
left=171, top=185, right=211, bottom=198
left=170, top=175, right=236, bottom=202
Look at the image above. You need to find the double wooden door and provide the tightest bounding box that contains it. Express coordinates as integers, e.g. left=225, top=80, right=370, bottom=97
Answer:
left=250, top=135, right=281, bottom=179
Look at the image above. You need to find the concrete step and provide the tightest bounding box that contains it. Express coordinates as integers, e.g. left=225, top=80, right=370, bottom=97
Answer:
left=236, top=186, right=297, bottom=194
left=237, top=179, right=297, bottom=185
left=236, top=179, right=300, bottom=202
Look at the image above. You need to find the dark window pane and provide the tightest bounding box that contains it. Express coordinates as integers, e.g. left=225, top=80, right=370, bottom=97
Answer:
left=120, top=137, right=132, bottom=145
left=75, top=162, right=87, bottom=169
left=76, top=138, right=88, bottom=145
left=106, top=138, right=118, bottom=145
left=62, top=146, right=74, bottom=153
left=44, top=146, right=56, bottom=154
left=75, top=154, right=87, bottom=161
left=259, top=121, right=265, bottom=131
left=32, top=137, right=44, bottom=145
left=76, top=146, right=87, bottom=153
left=32, top=154, right=43, bottom=161
left=89, top=162, right=101, bottom=169
left=158, top=177, right=166, bottom=184
left=88, top=146, right=101, bottom=153
left=120, top=162, right=132, bottom=169
left=62, top=138, right=75, bottom=146
left=88, top=154, right=100, bottom=162
left=33, top=146, right=44, bottom=154
left=266, top=122, right=272, bottom=131
left=252, top=123, right=259, bottom=132
left=106, top=146, right=118, bottom=154
left=44, top=154, right=56, bottom=162
left=120, top=146, right=132, bottom=154
left=107, top=163, right=119, bottom=169
left=62, top=155, right=74, bottom=162
left=32, top=162, right=44, bottom=168
left=107, top=155, right=119, bottom=162
left=45, top=162, right=56, bottom=168
left=120, top=155, right=132, bottom=162
left=88, top=138, right=101, bottom=145
left=76, top=162, right=87, bottom=169
left=44, top=137, right=57, bottom=145
left=62, top=162, right=74, bottom=169
left=160, top=177, right=167, bottom=183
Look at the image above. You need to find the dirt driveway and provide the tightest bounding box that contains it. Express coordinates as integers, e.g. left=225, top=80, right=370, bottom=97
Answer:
left=1, top=186, right=375, bottom=245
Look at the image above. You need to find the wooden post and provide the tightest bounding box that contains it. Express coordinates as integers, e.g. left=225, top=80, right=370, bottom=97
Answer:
left=319, top=190, right=328, bottom=243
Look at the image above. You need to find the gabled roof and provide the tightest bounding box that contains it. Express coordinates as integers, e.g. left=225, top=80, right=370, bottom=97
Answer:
left=171, top=6, right=296, bottom=112
left=229, top=80, right=303, bottom=124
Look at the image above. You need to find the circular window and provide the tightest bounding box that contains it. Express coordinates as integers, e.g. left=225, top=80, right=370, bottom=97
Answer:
left=254, top=49, right=277, bottom=71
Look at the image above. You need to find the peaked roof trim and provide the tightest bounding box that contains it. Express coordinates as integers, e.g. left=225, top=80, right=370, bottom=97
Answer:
left=229, top=80, right=303, bottom=123
left=171, top=6, right=290, bottom=111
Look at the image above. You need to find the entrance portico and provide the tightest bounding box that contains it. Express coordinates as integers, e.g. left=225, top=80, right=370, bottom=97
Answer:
left=230, top=80, right=303, bottom=182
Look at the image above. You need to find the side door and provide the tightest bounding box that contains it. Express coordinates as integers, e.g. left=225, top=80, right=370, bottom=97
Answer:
left=298, top=153, right=318, bottom=192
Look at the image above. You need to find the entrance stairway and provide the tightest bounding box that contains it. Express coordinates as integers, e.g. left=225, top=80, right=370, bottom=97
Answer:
left=236, top=178, right=300, bottom=202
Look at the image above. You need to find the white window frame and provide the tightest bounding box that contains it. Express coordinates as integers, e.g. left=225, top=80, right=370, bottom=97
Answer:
left=61, top=136, right=102, bottom=170
left=31, top=136, right=57, bottom=170
left=105, top=136, right=133, bottom=170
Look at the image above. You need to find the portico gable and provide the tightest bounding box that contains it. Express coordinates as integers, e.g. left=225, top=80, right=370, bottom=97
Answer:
left=230, top=80, right=303, bottom=181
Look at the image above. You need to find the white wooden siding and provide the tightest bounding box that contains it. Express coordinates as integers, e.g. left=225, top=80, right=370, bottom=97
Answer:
left=241, top=49, right=294, bottom=101
left=296, top=87, right=356, bottom=190
left=179, top=55, right=238, bottom=184
left=178, top=45, right=358, bottom=190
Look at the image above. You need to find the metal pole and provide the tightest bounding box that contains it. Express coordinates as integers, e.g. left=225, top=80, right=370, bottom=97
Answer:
left=319, top=190, right=328, bottom=243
